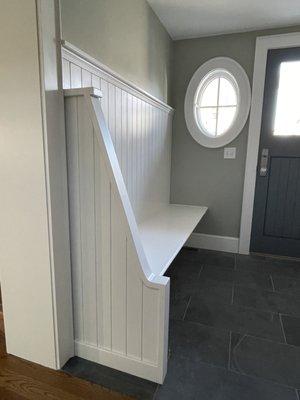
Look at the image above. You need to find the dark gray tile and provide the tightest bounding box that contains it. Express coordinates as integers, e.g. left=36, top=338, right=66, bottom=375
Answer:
left=155, top=355, right=297, bottom=400
left=176, top=248, right=235, bottom=269
left=169, top=319, right=230, bottom=368
left=195, top=279, right=233, bottom=304
left=169, top=293, right=190, bottom=321
left=200, top=265, right=234, bottom=283
left=234, top=269, right=273, bottom=290
left=200, top=249, right=236, bottom=269
left=63, top=357, right=158, bottom=400
left=167, top=258, right=201, bottom=281
left=200, top=265, right=272, bottom=290
left=230, top=334, right=300, bottom=388
left=282, top=315, right=300, bottom=347
left=273, top=276, right=300, bottom=297
left=233, top=286, right=300, bottom=317
left=237, top=255, right=300, bottom=280
left=185, top=299, right=284, bottom=342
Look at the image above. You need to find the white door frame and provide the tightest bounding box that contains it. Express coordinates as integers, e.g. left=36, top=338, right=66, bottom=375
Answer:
left=239, top=32, right=300, bottom=255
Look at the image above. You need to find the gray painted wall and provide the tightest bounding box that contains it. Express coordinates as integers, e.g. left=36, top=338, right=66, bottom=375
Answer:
left=60, top=0, right=172, bottom=102
left=171, top=26, right=300, bottom=238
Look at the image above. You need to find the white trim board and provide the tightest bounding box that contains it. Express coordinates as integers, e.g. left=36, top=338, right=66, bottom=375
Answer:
left=185, top=233, right=239, bottom=254
left=61, top=40, right=174, bottom=114
left=239, top=32, right=300, bottom=255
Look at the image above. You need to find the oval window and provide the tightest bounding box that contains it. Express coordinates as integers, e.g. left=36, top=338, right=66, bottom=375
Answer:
left=185, top=58, right=251, bottom=148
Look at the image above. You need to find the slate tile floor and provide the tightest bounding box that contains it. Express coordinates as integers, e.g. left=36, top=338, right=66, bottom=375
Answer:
left=63, top=248, right=300, bottom=399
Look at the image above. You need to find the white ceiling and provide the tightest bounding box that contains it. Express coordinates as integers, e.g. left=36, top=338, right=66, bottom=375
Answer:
left=147, top=0, right=300, bottom=40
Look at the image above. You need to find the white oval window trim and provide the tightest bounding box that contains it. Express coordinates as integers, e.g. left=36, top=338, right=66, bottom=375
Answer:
left=185, top=57, right=251, bottom=148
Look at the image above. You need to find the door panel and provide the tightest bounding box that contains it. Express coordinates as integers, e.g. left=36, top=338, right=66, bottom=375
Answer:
left=250, top=48, right=300, bottom=257
left=264, top=157, right=300, bottom=239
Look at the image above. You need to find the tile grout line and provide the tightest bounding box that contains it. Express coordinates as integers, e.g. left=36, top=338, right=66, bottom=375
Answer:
left=198, top=264, right=204, bottom=279
left=182, top=296, right=192, bottom=321
left=152, top=384, right=160, bottom=400
left=231, top=283, right=235, bottom=305
left=279, top=313, right=287, bottom=344
left=228, top=331, right=232, bottom=370
left=270, top=274, right=275, bottom=292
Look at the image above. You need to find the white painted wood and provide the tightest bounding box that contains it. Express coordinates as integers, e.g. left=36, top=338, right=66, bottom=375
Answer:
left=239, top=32, right=300, bottom=255
left=61, top=42, right=173, bottom=221
left=61, top=40, right=173, bottom=113
left=65, top=88, right=170, bottom=383
left=138, top=205, right=208, bottom=276
left=186, top=232, right=239, bottom=253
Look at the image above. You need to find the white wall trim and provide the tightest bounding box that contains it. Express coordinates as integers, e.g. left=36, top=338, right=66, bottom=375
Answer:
left=61, top=40, right=174, bottom=114
left=185, top=233, right=239, bottom=254
left=75, top=340, right=164, bottom=383
left=239, top=32, right=300, bottom=255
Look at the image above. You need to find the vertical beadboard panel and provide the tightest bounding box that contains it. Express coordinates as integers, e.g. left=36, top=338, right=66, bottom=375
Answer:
left=65, top=97, right=83, bottom=342
left=142, top=285, right=160, bottom=364
left=115, top=87, right=122, bottom=163
left=100, top=79, right=109, bottom=122
left=108, top=83, right=116, bottom=145
left=62, top=59, right=70, bottom=89
left=111, top=190, right=127, bottom=354
left=99, top=156, right=112, bottom=350
left=92, top=74, right=101, bottom=89
left=126, top=237, right=142, bottom=360
left=63, top=54, right=173, bottom=224
left=82, top=69, right=92, bottom=87
left=121, top=91, right=128, bottom=186
left=94, top=130, right=102, bottom=347
left=70, top=63, right=82, bottom=88
left=78, top=98, right=97, bottom=346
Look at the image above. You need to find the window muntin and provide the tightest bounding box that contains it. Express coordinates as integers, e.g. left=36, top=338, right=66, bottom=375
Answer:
left=274, top=61, right=300, bottom=136
left=194, top=70, right=239, bottom=137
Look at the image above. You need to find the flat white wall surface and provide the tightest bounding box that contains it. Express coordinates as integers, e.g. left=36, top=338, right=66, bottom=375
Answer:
left=0, top=0, right=57, bottom=367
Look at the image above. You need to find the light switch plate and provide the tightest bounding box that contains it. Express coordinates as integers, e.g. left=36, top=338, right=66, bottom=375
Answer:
left=224, top=147, right=236, bottom=159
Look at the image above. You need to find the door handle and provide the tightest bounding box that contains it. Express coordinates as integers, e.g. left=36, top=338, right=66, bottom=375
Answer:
left=259, top=148, right=269, bottom=176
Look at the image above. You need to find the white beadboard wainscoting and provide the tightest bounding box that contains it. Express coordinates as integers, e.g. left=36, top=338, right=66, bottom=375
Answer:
left=62, top=43, right=207, bottom=383
left=62, top=41, right=173, bottom=223
left=65, top=88, right=170, bottom=383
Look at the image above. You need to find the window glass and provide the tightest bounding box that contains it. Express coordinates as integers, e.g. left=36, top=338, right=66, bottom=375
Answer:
left=194, top=71, right=238, bottom=137
left=274, top=61, right=300, bottom=136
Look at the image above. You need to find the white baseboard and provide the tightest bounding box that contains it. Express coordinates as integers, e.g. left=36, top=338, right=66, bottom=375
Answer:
left=185, top=233, right=239, bottom=254
left=75, top=340, right=165, bottom=384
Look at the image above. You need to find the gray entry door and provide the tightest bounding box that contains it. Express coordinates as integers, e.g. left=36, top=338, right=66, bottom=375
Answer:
left=250, top=47, right=300, bottom=257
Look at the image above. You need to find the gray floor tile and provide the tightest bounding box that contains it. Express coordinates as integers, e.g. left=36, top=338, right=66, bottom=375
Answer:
left=185, top=299, right=284, bottom=342
left=237, top=255, right=300, bottom=279
left=282, top=315, right=300, bottom=347
left=233, top=286, right=300, bottom=317
left=169, top=319, right=230, bottom=368
left=200, top=265, right=272, bottom=290
left=155, top=355, right=297, bottom=400
left=63, top=357, right=158, bottom=400
left=273, top=276, right=300, bottom=297
left=230, top=334, right=300, bottom=388
left=176, top=248, right=235, bottom=269
left=194, top=279, right=233, bottom=304
left=169, top=293, right=190, bottom=321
